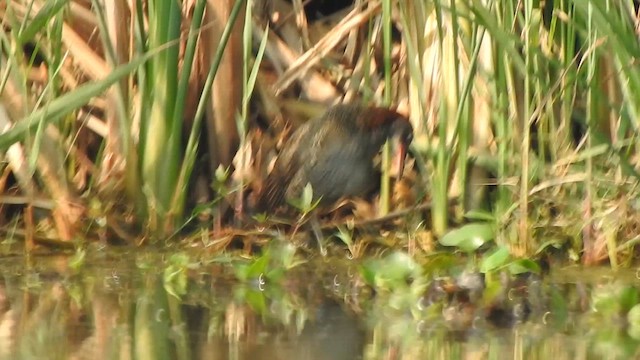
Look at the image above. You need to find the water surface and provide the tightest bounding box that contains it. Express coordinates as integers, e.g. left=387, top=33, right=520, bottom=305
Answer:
left=0, top=249, right=638, bottom=360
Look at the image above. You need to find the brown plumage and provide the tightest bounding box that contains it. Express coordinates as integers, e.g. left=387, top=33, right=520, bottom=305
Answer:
left=255, top=103, right=413, bottom=214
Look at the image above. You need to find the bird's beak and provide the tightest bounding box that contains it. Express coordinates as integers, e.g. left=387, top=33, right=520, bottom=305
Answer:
left=394, top=139, right=407, bottom=181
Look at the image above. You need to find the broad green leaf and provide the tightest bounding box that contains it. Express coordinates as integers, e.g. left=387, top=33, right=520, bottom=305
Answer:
left=439, top=223, right=495, bottom=252
left=508, top=259, right=541, bottom=275
left=245, top=289, right=267, bottom=314
left=464, top=210, right=495, bottom=222
left=235, top=250, right=270, bottom=282
left=361, top=251, right=422, bottom=289
left=480, top=247, right=510, bottom=273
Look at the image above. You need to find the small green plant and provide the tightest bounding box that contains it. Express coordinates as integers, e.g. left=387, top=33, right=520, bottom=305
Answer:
left=211, top=165, right=233, bottom=199
left=287, top=182, right=322, bottom=218
left=438, top=222, right=496, bottom=253
left=233, top=242, right=305, bottom=284
left=361, top=251, right=424, bottom=292
left=479, top=246, right=541, bottom=275
left=287, top=183, right=326, bottom=253
left=335, top=225, right=357, bottom=259
left=437, top=208, right=541, bottom=277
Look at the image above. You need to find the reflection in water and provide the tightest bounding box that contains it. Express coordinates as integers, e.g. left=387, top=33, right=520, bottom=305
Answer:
left=231, top=301, right=363, bottom=360
left=0, top=254, right=365, bottom=360
left=0, top=254, right=639, bottom=359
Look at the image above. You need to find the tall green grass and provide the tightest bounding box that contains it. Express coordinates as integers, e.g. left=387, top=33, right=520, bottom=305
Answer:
left=399, top=0, right=640, bottom=261
left=0, top=0, right=246, bottom=241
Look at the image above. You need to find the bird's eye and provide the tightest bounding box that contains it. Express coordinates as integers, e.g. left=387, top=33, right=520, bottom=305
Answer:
left=405, top=132, right=414, bottom=143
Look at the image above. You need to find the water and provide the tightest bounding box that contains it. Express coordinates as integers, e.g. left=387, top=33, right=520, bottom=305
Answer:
left=0, top=249, right=638, bottom=360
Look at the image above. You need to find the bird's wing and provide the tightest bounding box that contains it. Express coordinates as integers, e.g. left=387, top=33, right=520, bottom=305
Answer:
left=283, top=123, right=354, bottom=199
left=254, top=121, right=321, bottom=211
left=256, top=114, right=351, bottom=210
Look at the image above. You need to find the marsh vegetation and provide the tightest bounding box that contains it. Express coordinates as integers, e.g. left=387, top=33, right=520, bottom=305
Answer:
left=1, top=0, right=640, bottom=358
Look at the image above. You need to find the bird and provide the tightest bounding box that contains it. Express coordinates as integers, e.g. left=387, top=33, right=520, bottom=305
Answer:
left=254, top=103, right=414, bottom=215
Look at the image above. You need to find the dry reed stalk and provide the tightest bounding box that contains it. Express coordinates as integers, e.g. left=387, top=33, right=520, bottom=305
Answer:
left=255, top=24, right=337, bottom=102
left=0, top=105, right=37, bottom=205
left=89, top=1, right=132, bottom=193
left=273, top=2, right=382, bottom=97
left=1, top=73, right=83, bottom=242
left=203, top=0, right=243, bottom=169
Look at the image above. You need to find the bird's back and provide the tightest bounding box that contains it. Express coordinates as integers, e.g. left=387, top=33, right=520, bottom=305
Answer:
left=255, top=104, right=385, bottom=213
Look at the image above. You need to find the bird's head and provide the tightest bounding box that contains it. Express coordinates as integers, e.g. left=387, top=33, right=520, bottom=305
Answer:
left=358, top=107, right=414, bottom=180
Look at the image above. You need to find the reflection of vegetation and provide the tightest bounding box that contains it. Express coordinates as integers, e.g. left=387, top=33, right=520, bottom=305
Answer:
left=3, top=253, right=640, bottom=359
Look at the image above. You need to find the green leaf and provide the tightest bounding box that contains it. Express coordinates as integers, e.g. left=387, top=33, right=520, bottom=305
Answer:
left=480, top=247, right=510, bottom=273
left=361, top=251, right=422, bottom=289
left=507, top=259, right=541, bottom=275
left=18, top=0, right=67, bottom=43
left=620, top=287, right=640, bottom=313
left=301, top=182, right=314, bottom=210
left=287, top=182, right=322, bottom=214
left=215, top=165, right=229, bottom=183
left=252, top=212, right=269, bottom=223
left=464, top=210, right=495, bottom=222
left=277, top=243, right=306, bottom=270
left=244, top=288, right=267, bottom=314
left=469, top=0, right=526, bottom=75
left=212, top=165, right=230, bottom=195
left=628, top=305, right=640, bottom=329
left=534, top=238, right=565, bottom=254
left=234, top=250, right=270, bottom=282
left=439, top=223, right=495, bottom=252
left=244, top=26, right=269, bottom=108
left=334, top=226, right=354, bottom=248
